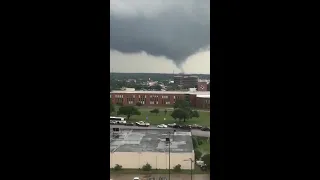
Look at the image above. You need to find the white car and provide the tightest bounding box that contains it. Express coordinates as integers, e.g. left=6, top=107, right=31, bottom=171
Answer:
left=136, top=121, right=150, bottom=127
left=133, top=177, right=140, bottom=180
left=167, top=123, right=176, bottom=127
left=157, top=124, right=168, bottom=128
left=117, top=120, right=126, bottom=124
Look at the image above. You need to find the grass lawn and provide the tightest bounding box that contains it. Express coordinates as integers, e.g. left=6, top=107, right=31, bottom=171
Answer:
left=195, top=137, right=210, bottom=154
left=111, top=106, right=210, bottom=126
left=110, top=166, right=208, bottom=174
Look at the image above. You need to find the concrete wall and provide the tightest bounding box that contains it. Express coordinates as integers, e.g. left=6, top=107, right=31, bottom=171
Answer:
left=110, top=152, right=194, bottom=170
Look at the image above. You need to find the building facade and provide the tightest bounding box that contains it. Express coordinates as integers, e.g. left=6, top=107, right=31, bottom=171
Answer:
left=174, top=75, right=199, bottom=88
left=110, top=90, right=210, bottom=109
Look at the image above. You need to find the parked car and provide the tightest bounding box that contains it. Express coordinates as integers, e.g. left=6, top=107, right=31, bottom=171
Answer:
left=201, top=127, right=210, bottom=131
left=181, top=125, right=192, bottom=130
left=136, top=121, right=150, bottom=127
left=125, top=122, right=134, bottom=126
left=157, top=124, right=168, bottom=128
left=110, top=121, right=117, bottom=125
left=191, top=124, right=202, bottom=129
left=167, top=123, right=176, bottom=127
left=117, top=120, right=126, bottom=125
left=133, top=177, right=140, bottom=180
left=173, top=124, right=182, bottom=128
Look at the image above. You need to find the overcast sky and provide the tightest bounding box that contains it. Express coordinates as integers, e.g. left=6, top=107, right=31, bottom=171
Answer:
left=110, top=0, right=210, bottom=74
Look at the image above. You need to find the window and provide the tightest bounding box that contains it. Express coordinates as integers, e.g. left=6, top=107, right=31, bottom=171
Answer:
left=166, top=102, right=170, bottom=105
left=173, top=96, right=175, bottom=99
left=150, top=101, right=154, bottom=104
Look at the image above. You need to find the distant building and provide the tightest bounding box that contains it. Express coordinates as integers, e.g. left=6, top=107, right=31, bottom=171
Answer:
left=174, top=75, right=199, bottom=88
left=197, top=81, right=209, bottom=91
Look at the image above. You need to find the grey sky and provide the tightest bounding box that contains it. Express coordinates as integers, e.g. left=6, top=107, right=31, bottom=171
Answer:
left=110, top=0, right=210, bottom=74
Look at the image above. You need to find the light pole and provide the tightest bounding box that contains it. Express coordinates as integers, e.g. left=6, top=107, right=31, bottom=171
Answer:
left=166, top=132, right=171, bottom=180
left=184, top=158, right=194, bottom=180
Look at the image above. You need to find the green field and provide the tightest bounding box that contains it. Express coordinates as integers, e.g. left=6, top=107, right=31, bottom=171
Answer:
left=111, top=106, right=210, bottom=127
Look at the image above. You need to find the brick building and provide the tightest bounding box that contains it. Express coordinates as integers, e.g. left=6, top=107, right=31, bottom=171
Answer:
left=110, top=90, right=210, bottom=109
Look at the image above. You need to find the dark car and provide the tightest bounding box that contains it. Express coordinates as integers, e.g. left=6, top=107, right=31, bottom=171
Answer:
left=181, top=125, right=192, bottom=130
left=201, top=127, right=210, bottom=131
left=125, top=122, right=134, bottom=126
left=173, top=124, right=182, bottom=129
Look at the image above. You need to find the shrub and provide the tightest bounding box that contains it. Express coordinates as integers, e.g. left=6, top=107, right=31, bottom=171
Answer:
left=192, top=137, right=198, bottom=149
left=173, top=164, right=181, bottom=172
left=136, top=102, right=142, bottom=106
left=198, top=140, right=203, bottom=146
left=202, top=154, right=210, bottom=170
left=114, top=164, right=122, bottom=171
left=194, top=149, right=202, bottom=160
left=142, top=163, right=152, bottom=171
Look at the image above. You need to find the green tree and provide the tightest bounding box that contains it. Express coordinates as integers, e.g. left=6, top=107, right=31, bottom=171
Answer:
left=171, top=108, right=188, bottom=122
left=192, top=136, right=199, bottom=149
left=202, top=154, right=210, bottom=169
left=117, top=106, right=141, bottom=120
left=142, top=163, right=152, bottom=171
left=154, top=85, right=162, bottom=91
left=114, top=164, right=122, bottom=171
left=194, top=149, right=202, bottom=160
left=173, top=164, right=181, bottom=172
left=173, top=99, right=190, bottom=109
left=150, top=108, right=159, bottom=115
left=192, top=110, right=200, bottom=118
left=110, top=99, right=115, bottom=114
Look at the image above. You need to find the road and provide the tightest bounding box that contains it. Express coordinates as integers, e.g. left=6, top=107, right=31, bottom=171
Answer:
left=110, top=125, right=210, bottom=137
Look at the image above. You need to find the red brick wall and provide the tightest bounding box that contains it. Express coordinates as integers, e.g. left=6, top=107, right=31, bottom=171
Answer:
left=196, top=97, right=210, bottom=109
left=111, top=92, right=208, bottom=108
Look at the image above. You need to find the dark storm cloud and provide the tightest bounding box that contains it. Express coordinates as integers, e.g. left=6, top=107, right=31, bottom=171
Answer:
left=110, top=0, right=210, bottom=69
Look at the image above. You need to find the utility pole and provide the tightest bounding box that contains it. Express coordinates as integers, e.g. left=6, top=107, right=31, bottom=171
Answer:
left=168, top=132, right=171, bottom=180
left=190, top=158, right=193, bottom=180
left=166, top=132, right=171, bottom=180
left=184, top=158, right=194, bottom=180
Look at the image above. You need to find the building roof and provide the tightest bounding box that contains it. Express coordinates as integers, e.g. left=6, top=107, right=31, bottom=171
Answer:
left=110, top=129, right=193, bottom=153
left=110, top=90, right=210, bottom=95
left=196, top=95, right=210, bottom=98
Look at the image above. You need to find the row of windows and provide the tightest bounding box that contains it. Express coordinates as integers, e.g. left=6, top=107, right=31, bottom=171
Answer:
left=113, top=94, right=182, bottom=99
left=115, top=98, right=123, bottom=103
left=128, top=101, right=134, bottom=104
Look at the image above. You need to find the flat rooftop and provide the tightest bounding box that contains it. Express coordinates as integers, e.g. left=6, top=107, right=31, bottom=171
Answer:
left=110, top=129, right=193, bottom=153
left=110, top=90, right=210, bottom=96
